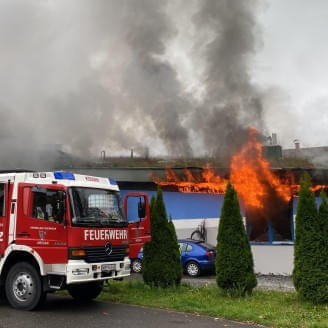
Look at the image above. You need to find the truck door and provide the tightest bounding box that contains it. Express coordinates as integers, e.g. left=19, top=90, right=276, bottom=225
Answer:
left=0, top=182, right=11, bottom=256
left=15, top=183, right=68, bottom=264
left=123, top=193, right=151, bottom=259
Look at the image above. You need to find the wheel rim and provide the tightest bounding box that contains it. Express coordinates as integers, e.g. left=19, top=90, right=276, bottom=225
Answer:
left=12, top=271, right=35, bottom=302
left=132, top=260, right=142, bottom=273
left=187, top=263, right=199, bottom=276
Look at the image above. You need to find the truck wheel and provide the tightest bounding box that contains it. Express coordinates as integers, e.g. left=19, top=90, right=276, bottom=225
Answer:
left=67, top=282, right=103, bottom=301
left=5, top=262, right=44, bottom=310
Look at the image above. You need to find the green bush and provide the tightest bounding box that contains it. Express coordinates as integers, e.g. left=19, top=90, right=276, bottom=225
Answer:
left=216, top=182, right=257, bottom=296
left=293, top=174, right=328, bottom=303
left=142, top=188, right=182, bottom=287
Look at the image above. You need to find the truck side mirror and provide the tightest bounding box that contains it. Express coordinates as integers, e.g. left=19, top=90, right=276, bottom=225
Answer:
left=138, top=198, right=146, bottom=219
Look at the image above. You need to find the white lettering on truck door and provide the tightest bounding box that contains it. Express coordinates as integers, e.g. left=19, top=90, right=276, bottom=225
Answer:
left=0, top=231, right=3, bottom=242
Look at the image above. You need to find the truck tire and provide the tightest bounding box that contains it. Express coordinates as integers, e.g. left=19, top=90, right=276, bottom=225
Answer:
left=5, top=262, right=45, bottom=310
left=67, top=282, right=103, bottom=301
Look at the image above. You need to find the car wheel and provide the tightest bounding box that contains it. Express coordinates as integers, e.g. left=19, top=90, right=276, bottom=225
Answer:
left=186, top=261, right=200, bottom=277
left=131, top=259, right=142, bottom=273
left=5, top=262, right=44, bottom=310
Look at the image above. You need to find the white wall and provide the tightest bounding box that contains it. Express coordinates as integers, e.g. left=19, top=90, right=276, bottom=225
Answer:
left=172, top=218, right=294, bottom=275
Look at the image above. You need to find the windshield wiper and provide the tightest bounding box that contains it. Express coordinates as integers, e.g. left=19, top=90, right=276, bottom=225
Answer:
left=73, top=218, right=103, bottom=227
left=100, top=219, right=126, bottom=226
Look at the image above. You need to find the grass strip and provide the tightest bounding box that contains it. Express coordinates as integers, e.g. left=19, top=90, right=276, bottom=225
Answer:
left=98, top=280, right=328, bottom=328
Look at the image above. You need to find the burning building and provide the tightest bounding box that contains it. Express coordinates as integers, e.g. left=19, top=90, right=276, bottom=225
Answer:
left=66, top=129, right=328, bottom=275
left=68, top=162, right=328, bottom=275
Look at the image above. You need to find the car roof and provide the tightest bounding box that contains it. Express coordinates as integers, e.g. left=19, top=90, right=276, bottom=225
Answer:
left=178, top=238, right=204, bottom=244
left=178, top=239, right=216, bottom=249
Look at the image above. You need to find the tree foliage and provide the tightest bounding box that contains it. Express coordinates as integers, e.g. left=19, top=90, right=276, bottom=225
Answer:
left=293, top=174, right=328, bottom=303
left=142, top=188, right=182, bottom=287
left=216, top=182, right=257, bottom=296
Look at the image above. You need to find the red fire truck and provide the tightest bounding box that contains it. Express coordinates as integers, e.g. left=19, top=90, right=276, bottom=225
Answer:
left=0, top=170, right=150, bottom=310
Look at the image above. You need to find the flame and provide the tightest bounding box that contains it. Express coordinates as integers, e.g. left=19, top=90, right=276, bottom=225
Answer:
left=154, top=128, right=327, bottom=211
left=154, top=166, right=228, bottom=194
left=230, top=128, right=292, bottom=209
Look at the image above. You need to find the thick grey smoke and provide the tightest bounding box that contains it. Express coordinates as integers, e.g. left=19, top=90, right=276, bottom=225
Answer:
left=191, top=0, right=265, bottom=160
left=0, top=0, right=264, bottom=169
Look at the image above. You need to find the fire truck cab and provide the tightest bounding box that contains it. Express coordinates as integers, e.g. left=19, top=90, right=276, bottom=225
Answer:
left=0, top=171, right=146, bottom=310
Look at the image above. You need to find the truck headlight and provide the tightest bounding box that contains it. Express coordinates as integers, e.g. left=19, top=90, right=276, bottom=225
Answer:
left=72, top=268, right=89, bottom=276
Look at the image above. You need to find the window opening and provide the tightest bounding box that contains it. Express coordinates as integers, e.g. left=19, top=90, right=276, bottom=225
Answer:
left=246, top=199, right=293, bottom=243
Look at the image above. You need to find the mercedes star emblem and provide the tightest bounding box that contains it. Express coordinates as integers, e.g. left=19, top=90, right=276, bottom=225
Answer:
left=105, top=243, right=112, bottom=255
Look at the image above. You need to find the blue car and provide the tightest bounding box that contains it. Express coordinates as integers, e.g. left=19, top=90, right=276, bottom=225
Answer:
left=131, top=239, right=216, bottom=277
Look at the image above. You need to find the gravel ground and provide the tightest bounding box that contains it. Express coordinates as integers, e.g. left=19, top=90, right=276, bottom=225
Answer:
left=128, top=273, right=295, bottom=291
left=256, top=275, right=295, bottom=291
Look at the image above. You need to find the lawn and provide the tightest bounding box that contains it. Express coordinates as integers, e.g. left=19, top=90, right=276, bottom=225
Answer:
left=99, top=280, right=328, bottom=328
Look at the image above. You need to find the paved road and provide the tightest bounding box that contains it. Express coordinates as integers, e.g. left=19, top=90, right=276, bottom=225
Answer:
left=0, top=295, right=257, bottom=328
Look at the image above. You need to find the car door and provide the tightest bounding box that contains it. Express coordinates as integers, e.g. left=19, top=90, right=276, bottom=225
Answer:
left=15, top=183, right=68, bottom=264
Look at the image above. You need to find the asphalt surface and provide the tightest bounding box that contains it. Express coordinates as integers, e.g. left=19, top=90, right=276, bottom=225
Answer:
left=0, top=294, right=258, bottom=328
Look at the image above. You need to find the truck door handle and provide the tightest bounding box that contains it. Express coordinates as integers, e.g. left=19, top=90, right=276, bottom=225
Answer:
left=17, top=232, right=30, bottom=237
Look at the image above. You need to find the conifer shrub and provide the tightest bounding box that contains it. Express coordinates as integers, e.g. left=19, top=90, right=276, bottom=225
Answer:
left=142, top=188, right=182, bottom=287
left=293, top=174, right=328, bottom=303
left=216, top=182, right=256, bottom=296
left=293, top=174, right=318, bottom=300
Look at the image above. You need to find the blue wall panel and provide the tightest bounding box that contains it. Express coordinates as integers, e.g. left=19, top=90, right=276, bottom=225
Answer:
left=121, top=190, right=225, bottom=220
left=121, top=190, right=316, bottom=223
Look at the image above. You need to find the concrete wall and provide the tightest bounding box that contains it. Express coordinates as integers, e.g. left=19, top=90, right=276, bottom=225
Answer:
left=172, top=218, right=294, bottom=275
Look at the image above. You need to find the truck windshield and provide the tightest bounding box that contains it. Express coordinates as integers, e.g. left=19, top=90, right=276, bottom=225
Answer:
left=69, top=187, right=126, bottom=227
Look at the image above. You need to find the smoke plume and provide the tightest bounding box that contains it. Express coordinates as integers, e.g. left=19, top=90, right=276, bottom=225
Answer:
left=190, top=0, right=264, bottom=160
left=0, top=0, right=265, bottom=169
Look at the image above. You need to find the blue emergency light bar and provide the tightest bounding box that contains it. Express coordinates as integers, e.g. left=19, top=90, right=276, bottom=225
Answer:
left=109, top=178, right=118, bottom=185
left=54, top=171, right=75, bottom=180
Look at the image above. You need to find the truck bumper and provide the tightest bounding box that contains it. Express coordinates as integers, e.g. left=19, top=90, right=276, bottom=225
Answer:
left=66, top=257, right=131, bottom=284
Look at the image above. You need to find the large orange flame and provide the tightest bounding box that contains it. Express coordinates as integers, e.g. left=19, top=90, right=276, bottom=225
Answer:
left=230, top=128, right=292, bottom=209
left=154, top=128, right=326, bottom=211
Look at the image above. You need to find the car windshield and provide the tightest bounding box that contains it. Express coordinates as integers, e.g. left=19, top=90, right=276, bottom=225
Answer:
left=69, top=187, right=126, bottom=227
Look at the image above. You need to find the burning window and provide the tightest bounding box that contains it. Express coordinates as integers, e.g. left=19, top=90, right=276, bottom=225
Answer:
left=246, top=198, right=293, bottom=243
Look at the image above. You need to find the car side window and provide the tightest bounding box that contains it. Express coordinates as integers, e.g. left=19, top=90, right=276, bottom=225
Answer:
left=179, top=243, right=187, bottom=252
left=186, top=244, right=193, bottom=252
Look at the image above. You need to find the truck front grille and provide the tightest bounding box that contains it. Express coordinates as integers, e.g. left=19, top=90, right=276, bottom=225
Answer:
left=84, top=246, right=127, bottom=263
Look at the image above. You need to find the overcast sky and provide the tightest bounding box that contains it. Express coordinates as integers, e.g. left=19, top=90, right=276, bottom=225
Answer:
left=253, top=0, right=328, bottom=148
left=0, top=0, right=327, bottom=163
